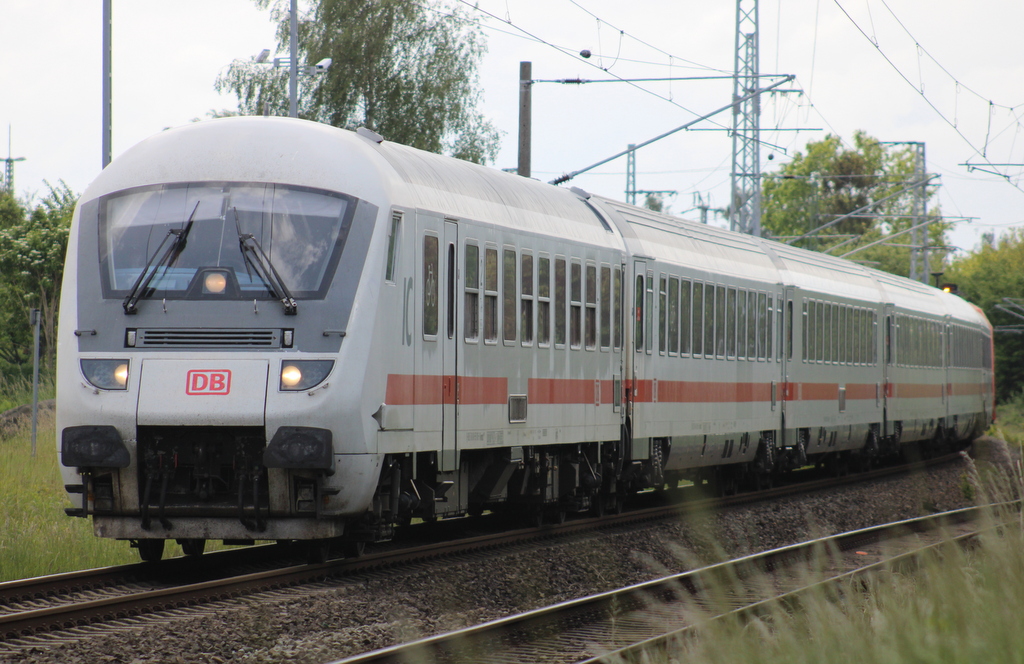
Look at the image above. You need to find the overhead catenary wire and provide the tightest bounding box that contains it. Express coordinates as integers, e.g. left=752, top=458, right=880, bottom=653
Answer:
left=832, top=0, right=1024, bottom=193
left=454, top=0, right=736, bottom=127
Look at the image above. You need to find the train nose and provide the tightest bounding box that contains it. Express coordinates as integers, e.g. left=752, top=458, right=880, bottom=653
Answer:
left=137, top=359, right=269, bottom=425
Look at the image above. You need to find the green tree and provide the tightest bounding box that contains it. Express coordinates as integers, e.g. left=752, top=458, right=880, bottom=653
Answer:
left=944, top=229, right=1024, bottom=399
left=761, top=132, right=950, bottom=278
left=0, top=191, right=30, bottom=373
left=215, top=0, right=501, bottom=164
left=0, top=182, right=75, bottom=375
left=644, top=193, right=665, bottom=213
left=0, top=192, right=24, bottom=230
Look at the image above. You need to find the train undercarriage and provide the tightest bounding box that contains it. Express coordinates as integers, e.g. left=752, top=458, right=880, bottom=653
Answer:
left=65, top=417, right=976, bottom=563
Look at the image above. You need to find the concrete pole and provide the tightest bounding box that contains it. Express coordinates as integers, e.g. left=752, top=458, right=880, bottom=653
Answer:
left=102, top=0, right=112, bottom=168
left=517, top=61, right=532, bottom=178
left=626, top=144, right=637, bottom=205
left=30, top=309, right=40, bottom=457
left=918, top=143, right=929, bottom=283
left=289, top=0, right=299, bottom=118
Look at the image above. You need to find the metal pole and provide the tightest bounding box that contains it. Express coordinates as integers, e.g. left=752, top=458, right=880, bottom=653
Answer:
left=30, top=308, right=40, bottom=458
left=102, top=0, right=112, bottom=168
left=917, top=143, right=929, bottom=283
left=517, top=61, right=532, bottom=178
left=730, top=0, right=761, bottom=237
left=289, top=0, right=298, bottom=118
left=626, top=144, right=636, bottom=205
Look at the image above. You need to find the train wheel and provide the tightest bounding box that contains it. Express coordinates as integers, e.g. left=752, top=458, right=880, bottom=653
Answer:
left=523, top=506, right=544, bottom=528
left=862, top=430, right=880, bottom=470
left=609, top=493, right=625, bottom=514
left=590, top=493, right=605, bottom=518
left=179, top=538, right=206, bottom=557
left=137, top=539, right=165, bottom=563
left=342, top=540, right=366, bottom=558
left=305, top=540, right=331, bottom=564
left=546, top=506, right=567, bottom=525
left=827, top=454, right=850, bottom=477
left=754, top=471, right=774, bottom=491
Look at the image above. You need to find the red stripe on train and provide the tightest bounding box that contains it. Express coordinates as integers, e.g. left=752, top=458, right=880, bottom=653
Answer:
left=385, top=374, right=981, bottom=407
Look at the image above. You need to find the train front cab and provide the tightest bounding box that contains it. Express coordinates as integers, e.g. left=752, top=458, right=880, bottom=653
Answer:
left=57, top=178, right=385, bottom=560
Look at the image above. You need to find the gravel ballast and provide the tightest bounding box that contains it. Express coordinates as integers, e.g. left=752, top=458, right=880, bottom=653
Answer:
left=4, top=452, right=1001, bottom=664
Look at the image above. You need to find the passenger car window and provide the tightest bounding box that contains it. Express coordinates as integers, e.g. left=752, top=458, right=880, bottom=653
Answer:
left=538, top=257, right=551, bottom=346
left=570, top=261, right=583, bottom=349
left=503, top=248, right=517, bottom=343
left=521, top=252, right=534, bottom=345
left=423, top=235, right=438, bottom=337
left=464, top=243, right=479, bottom=341
left=484, top=247, right=498, bottom=343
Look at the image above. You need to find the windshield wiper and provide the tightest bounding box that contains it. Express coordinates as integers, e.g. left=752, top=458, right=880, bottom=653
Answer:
left=234, top=208, right=298, bottom=316
left=122, top=201, right=200, bottom=314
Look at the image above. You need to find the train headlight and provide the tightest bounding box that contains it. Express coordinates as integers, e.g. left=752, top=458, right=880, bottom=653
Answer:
left=81, top=359, right=130, bottom=390
left=203, top=271, right=228, bottom=294
left=279, top=360, right=333, bottom=391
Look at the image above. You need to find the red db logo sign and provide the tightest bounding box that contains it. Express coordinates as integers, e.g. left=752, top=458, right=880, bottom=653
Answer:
left=186, top=370, right=232, bottom=395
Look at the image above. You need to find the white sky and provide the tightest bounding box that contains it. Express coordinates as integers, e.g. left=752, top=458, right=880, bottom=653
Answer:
left=3, top=0, right=1023, bottom=260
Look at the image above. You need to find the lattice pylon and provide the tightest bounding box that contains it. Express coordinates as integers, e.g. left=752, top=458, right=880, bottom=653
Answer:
left=730, top=0, right=761, bottom=236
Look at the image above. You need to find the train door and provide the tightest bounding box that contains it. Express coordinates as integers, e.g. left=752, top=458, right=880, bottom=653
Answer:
left=629, top=260, right=653, bottom=452
left=779, top=286, right=796, bottom=447
left=942, top=318, right=951, bottom=427
left=882, top=303, right=895, bottom=438
left=441, top=220, right=459, bottom=471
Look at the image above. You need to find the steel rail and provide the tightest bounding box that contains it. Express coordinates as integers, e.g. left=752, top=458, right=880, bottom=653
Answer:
left=0, top=452, right=964, bottom=641
left=334, top=502, right=1015, bottom=664
left=584, top=509, right=1014, bottom=664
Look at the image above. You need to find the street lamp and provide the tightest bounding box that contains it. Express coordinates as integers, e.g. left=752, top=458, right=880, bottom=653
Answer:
left=260, top=54, right=330, bottom=117
left=253, top=0, right=332, bottom=118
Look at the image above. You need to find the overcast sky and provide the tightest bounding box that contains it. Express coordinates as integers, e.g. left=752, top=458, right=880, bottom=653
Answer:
left=2, top=0, right=1022, bottom=259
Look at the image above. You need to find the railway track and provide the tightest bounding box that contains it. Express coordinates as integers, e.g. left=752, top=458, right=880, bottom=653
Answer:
left=332, top=501, right=1015, bottom=664
left=0, top=452, right=967, bottom=650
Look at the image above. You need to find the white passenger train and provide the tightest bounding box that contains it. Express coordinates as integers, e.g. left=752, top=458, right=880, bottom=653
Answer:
left=57, top=117, right=994, bottom=561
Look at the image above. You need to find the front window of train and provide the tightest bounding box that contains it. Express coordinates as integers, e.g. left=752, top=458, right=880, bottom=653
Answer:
left=97, top=182, right=355, bottom=301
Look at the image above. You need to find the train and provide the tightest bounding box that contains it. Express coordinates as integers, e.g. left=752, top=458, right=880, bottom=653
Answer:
left=56, top=117, right=994, bottom=562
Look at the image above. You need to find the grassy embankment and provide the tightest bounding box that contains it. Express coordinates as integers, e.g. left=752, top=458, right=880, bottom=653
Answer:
left=0, top=376, right=140, bottom=582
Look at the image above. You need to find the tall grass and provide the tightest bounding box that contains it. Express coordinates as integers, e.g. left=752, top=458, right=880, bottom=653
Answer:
left=995, top=389, right=1024, bottom=449
left=649, top=527, right=1024, bottom=664
left=0, top=371, right=54, bottom=414
left=0, top=411, right=138, bottom=581
left=629, top=438, right=1024, bottom=664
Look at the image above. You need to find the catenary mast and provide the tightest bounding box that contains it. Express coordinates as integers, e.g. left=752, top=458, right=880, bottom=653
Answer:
left=730, top=0, right=761, bottom=237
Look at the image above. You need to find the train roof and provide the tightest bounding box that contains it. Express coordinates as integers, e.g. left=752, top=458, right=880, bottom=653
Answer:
left=594, top=197, right=781, bottom=287
left=592, top=196, right=988, bottom=331
left=84, top=117, right=988, bottom=332
left=84, top=117, right=622, bottom=253
left=373, top=139, right=622, bottom=250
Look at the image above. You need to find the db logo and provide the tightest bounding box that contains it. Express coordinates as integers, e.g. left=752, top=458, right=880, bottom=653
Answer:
left=186, top=370, right=232, bottom=395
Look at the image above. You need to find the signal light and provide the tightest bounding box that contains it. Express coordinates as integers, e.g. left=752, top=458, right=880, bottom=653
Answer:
left=940, top=283, right=958, bottom=294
